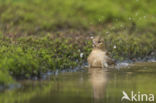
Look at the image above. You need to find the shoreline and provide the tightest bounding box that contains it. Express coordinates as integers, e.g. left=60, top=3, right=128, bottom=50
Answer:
left=0, top=59, right=156, bottom=92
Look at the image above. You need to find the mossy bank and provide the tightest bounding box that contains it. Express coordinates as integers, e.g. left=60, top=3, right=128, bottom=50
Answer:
left=0, top=0, right=155, bottom=85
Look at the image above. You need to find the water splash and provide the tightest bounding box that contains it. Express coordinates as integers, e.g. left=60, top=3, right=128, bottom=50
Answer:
left=116, top=62, right=129, bottom=69
left=80, top=53, right=84, bottom=58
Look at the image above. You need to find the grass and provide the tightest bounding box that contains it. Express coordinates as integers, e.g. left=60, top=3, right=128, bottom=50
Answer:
left=0, top=0, right=155, bottom=84
left=0, top=0, right=155, bottom=35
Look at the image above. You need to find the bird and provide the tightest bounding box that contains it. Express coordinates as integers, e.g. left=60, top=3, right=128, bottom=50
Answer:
left=87, top=36, right=115, bottom=69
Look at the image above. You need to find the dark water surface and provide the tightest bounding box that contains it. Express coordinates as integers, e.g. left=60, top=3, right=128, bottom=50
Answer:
left=0, top=62, right=156, bottom=103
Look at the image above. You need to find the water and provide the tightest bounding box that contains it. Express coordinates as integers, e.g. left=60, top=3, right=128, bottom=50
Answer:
left=0, top=62, right=156, bottom=103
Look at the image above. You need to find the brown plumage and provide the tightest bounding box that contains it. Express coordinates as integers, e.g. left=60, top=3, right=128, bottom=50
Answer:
left=87, top=36, right=115, bottom=68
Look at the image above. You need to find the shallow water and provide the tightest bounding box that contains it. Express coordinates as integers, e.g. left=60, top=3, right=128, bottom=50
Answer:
left=0, top=62, right=156, bottom=103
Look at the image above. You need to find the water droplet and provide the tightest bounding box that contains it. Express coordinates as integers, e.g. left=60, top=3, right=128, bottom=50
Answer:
left=98, top=18, right=101, bottom=22
left=90, top=36, right=94, bottom=39
left=106, top=31, right=109, bottom=34
left=112, top=27, right=115, bottom=30
left=113, top=45, right=117, bottom=49
left=80, top=53, right=84, bottom=58
left=135, top=12, right=138, bottom=16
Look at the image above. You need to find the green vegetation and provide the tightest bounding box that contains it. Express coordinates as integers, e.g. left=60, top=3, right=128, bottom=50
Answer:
left=0, top=70, right=14, bottom=85
left=0, top=0, right=155, bottom=84
left=0, top=0, right=155, bottom=34
left=103, top=32, right=156, bottom=60
left=0, top=35, right=91, bottom=84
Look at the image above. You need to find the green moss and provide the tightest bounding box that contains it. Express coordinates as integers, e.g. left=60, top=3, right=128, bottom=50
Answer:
left=0, top=0, right=155, bottom=84
left=0, top=70, right=14, bottom=85
left=0, top=35, right=91, bottom=81
left=102, top=32, right=156, bottom=60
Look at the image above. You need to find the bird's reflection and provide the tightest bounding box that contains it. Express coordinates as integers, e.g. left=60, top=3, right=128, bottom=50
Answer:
left=89, top=68, right=108, bottom=103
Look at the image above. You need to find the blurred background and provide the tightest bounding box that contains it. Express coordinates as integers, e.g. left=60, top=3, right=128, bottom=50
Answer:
left=0, top=0, right=155, bottom=35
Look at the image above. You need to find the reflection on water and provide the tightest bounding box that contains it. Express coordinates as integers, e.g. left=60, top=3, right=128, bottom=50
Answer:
left=0, top=62, right=156, bottom=103
left=89, top=68, right=108, bottom=103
